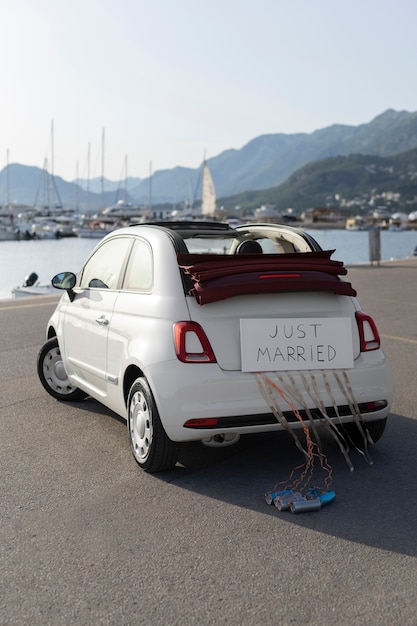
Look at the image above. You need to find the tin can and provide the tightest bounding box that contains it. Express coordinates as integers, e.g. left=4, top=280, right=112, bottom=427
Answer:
left=290, top=498, right=321, bottom=513
left=274, top=491, right=304, bottom=511
left=265, top=489, right=292, bottom=505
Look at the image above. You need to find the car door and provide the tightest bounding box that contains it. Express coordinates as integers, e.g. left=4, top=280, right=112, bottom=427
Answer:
left=105, top=237, right=155, bottom=389
left=61, top=236, right=133, bottom=396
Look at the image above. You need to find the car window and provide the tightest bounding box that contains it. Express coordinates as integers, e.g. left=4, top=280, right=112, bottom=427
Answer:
left=122, top=239, right=153, bottom=291
left=254, top=238, right=276, bottom=253
left=182, top=233, right=300, bottom=255
left=79, top=237, right=133, bottom=290
left=183, top=235, right=236, bottom=254
left=235, top=225, right=315, bottom=253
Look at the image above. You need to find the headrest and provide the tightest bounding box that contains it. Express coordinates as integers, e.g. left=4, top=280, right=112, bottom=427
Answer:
left=236, top=240, right=263, bottom=254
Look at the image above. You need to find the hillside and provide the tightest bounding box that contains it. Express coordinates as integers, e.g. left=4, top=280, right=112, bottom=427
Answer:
left=223, top=149, right=417, bottom=215
left=0, top=164, right=140, bottom=213
left=128, top=109, right=417, bottom=203
left=2, top=109, right=417, bottom=211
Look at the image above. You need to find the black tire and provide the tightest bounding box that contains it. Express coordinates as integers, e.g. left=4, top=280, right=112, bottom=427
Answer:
left=127, top=377, right=179, bottom=472
left=339, top=417, right=387, bottom=447
left=37, top=337, right=87, bottom=401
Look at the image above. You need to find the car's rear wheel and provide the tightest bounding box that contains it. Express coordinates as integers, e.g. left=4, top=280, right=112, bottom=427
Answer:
left=128, top=377, right=179, bottom=472
left=339, top=417, right=387, bottom=447
left=37, top=337, right=87, bottom=401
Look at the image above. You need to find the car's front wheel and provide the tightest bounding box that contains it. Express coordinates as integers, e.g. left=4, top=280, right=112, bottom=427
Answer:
left=128, top=377, right=179, bottom=472
left=37, top=337, right=87, bottom=401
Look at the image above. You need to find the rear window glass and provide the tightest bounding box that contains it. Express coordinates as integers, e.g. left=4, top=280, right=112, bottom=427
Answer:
left=182, top=234, right=296, bottom=255
left=183, top=236, right=235, bottom=254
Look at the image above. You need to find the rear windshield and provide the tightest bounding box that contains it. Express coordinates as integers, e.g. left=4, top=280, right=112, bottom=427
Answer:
left=182, top=232, right=308, bottom=255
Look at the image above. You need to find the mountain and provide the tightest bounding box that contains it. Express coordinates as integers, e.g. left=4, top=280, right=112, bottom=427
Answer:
left=0, top=164, right=139, bottom=213
left=128, top=108, right=417, bottom=203
left=224, top=148, right=417, bottom=214
left=76, top=176, right=142, bottom=194
left=2, top=109, right=417, bottom=211
left=199, top=109, right=417, bottom=198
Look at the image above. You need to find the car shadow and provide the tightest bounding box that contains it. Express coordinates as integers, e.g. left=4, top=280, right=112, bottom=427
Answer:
left=157, top=413, right=417, bottom=559
left=66, top=395, right=126, bottom=424
left=66, top=396, right=417, bottom=558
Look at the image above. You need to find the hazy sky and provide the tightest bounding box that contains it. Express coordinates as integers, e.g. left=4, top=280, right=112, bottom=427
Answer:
left=1, top=0, right=416, bottom=181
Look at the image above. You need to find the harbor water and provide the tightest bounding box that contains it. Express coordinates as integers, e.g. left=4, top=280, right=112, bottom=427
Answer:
left=0, top=228, right=416, bottom=300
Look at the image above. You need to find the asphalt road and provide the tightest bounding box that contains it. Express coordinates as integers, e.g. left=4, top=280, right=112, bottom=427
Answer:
left=1, top=259, right=417, bottom=626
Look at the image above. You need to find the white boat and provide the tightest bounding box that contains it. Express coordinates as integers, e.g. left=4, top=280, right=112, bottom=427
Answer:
left=388, top=212, right=409, bottom=231
left=73, top=219, right=117, bottom=238
left=0, top=224, right=19, bottom=240
left=30, top=217, right=63, bottom=239
left=346, top=216, right=368, bottom=231
left=223, top=217, right=243, bottom=228
left=102, top=199, right=144, bottom=219
left=52, top=215, right=79, bottom=237
left=168, top=160, right=217, bottom=221
left=254, top=205, right=280, bottom=221
left=11, top=272, right=56, bottom=297
left=101, top=156, right=145, bottom=220
left=0, top=150, right=19, bottom=239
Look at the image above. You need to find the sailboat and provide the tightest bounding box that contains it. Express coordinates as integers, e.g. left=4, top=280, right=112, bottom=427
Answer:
left=102, top=155, right=144, bottom=219
left=0, top=149, right=20, bottom=240
left=200, top=159, right=216, bottom=217
left=168, top=156, right=217, bottom=221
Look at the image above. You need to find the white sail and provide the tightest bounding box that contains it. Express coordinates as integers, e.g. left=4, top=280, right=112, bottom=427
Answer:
left=201, top=161, right=216, bottom=216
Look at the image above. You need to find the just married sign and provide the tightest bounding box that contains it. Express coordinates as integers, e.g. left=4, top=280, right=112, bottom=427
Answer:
left=240, top=317, right=354, bottom=372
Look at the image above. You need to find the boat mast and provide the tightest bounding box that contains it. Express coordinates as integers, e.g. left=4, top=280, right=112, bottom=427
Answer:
left=40, top=157, right=50, bottom=212
left=49, top=119, right=63, bottom=210
left=87, top=142, right=91, bottom=214
left=124, top=154, right=128, bottom=202
left=75, top=160, right=80, bottom=215
left=48, top=120, right=54, bottom=211
left=51, top=120, right=54, bottom=178
left=149, top=160, right=152, bottom=212
left=100, top=127, right=105, bottom=211
left=50, top=120, right=54, bottom=208
left=6, top=149, right=10, bottom=212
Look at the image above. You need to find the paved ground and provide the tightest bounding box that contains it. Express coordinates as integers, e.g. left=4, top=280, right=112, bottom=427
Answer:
left=1, top=258, right=417, bottom=625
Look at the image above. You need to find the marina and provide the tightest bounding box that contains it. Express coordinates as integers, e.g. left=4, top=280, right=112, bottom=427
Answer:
left=1, top=227, right=416, bottom=300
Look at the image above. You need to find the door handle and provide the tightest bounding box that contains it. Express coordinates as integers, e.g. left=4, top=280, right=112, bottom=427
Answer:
left=95, top=315, right=109, bottom=326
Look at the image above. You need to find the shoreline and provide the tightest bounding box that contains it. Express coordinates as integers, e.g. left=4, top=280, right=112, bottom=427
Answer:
left=1, top=255, right=416, bottom=305
left=302, top=222, right=417, bottom=231
left=346, top=254, right=417, bottom=269
left=1, top=228, right=416, bottom=301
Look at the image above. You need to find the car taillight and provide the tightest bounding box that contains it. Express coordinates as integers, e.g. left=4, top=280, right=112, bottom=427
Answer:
left=259, top=273, right=301, bottom=279
left=363, top=400, right=387, bottom=411
left=173, top=321, right=217, bottom=363
left=355, top=311, right=381, bottom=351
left=183, top=418, right=219, bottom=428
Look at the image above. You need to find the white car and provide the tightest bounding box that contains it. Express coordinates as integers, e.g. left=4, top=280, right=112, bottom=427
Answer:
left=38, top=221, right=393, bottom=472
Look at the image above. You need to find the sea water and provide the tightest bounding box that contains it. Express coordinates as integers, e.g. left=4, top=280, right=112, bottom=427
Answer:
left=0, top=238, right=98, bottom=300
left=0, top=228, right=416, bottom=300
left=306, top=228, right=416, bottom=264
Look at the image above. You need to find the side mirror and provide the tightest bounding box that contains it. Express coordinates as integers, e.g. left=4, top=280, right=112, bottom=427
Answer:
left=52, top=272, right=77, bottom=302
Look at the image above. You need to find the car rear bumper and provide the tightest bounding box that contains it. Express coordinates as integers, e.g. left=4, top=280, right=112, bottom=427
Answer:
left=146, top=351, right=393, bottom=442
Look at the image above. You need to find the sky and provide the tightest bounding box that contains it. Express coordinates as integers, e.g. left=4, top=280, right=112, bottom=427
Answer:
left=1, top=0, right=416, bottom=182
